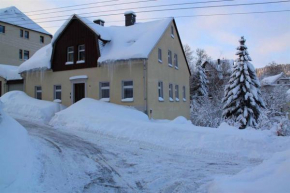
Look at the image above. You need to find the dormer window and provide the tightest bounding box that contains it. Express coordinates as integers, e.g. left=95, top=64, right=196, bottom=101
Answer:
left=77, top=45, right=85, bottom=63
left=66, top=46, right=74, bottom=65
left=171, top=25, right=174, bottom=38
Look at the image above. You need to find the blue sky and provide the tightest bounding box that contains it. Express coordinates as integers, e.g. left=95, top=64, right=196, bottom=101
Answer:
left=2, top=0, right=290, bottom=68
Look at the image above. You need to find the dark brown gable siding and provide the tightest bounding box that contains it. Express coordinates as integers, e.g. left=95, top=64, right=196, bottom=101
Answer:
left=52, top=18, right=100, bottom=71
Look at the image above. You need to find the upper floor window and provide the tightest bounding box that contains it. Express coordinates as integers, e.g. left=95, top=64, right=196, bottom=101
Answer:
left=175, top=85, right=179, bottom=101
left=19, top=49, right=23, bottom=60
left=35, top=86, right=42, bottom=100
left=183, top=86, right=186, bottom=101
left=0, top=25, right=5, bottom=33
left=174, top=54, right=178, bottom=69
left=122, top=81, right=133, bottom=101
left=158, top=48, right=162, bottom=63
left=40, top=36, right=44, bottom=43
left=158, top=81, right=164, bottom=101
left=54, top=85, right=62, bottom=100
left=100, top=82, right=110, bottom=100
left=168, top=50, right=172, bottom=67
left=66, top=46, right=74, bottom=64
left=277, top=81, right=280, bottom=84
left=77, top=45, right=85, bottom=63
left=24, top=31, right=29, bottom=39
left=169, top=83, right=173, bottom=101
left=24, top=50, right=29, bottom=60
left=20, top=29, right=23, bottom=37
left=171, top=25, right=174, bottom=38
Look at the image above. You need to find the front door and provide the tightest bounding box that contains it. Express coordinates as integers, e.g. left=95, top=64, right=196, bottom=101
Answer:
left=74, top=83, right=85, bottom=103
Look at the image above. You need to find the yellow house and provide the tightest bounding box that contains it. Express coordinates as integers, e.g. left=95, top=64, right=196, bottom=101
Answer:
left=19, top=13, right=191, bottom=120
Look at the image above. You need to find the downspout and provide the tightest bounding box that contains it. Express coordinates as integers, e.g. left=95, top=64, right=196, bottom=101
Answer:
left=143, top=59, right=148, bottom=115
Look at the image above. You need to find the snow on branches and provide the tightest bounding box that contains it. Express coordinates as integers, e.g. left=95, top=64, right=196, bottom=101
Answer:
left=222, top=36, right=265, bottom=129
left=192, top=64, right=209, bottom=96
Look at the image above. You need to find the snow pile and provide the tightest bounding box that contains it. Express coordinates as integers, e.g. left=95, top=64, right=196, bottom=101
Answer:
left=50, top=98, right=290, bottom=159
left=0, top=64, right=22, bottom=80
left=0, top=91, right=65, bottom=123
left=261, top=72, right=284, bottom=86
left=18, top=44, right=52, bottom=73
left=0, top=6, right=51, bottom=35
left=0, top=101, right=32, bottom=191
left=208, top=149, right=290, bottom=193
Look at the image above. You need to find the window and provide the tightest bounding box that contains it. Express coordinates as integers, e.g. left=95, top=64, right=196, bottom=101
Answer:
left=24, top=50, right=29, bottom=60
left=122, top=81, right=133, bottom=101
left=24, top=31, right=29, bottom=39
left=158, top=48, right=162, bottom=63
left=67, top=46, right=74, bottom=64
left=0, top=25, right=5, bottom=33
left=100, top=82, right=110, bottom=100
left=20, top=29, right=23, bottom=37
left=19, top=49, right=23, bottom=60
left=40, top=36, right=44, bottom=43
left=171, top=25, right=174, bottom=38
left=277, top=81, right=280, bottom=84
left=35, top=86, right=42, bottom=100
left=175, top=85, right=179, bottom=101
left=168, top=50, right=172, bottom=67
left=174, top=54, right=178, bottom=69
left=54, top=85, right=61, bottom=100
left=183, top=86, right=186, bottom=101
left=158, top=81, right=164, bottom=101
left=169, top=84, right=173, bottom=101
left=78, top=45, right=85, bottom=62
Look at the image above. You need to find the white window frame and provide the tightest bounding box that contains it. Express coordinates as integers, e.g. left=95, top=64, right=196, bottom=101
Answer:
left=168, top=50, right=172, bottom=67
left=169, top=83, right=173, bottom=102
left=171, top=25, right=174, bottom=38
left=54, top=85, right=62, bottom=100
left=35, top=86, right=42, bottom=100
left=175, top=85, right=179, bottom=101
left=66, top=46, right=74, bottom=64
left=158, top=48, right=162, bottom=63
left=183, top=86, right=186, bottom=101
left=158, top=81, right=164, bottom=101
left=77, top=44, right=85, bottom=63
left=174, top=54, right=178, bottom=69
left=122, top=80, right=134, bottom=102
left=99, top=82, right=110, bottom=101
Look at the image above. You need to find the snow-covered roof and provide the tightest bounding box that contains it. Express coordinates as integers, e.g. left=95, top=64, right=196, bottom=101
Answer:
left=0, top=6, right=51, bottom=35
left=261, top=72, right=284, bottom=86
left=0, top=64, right=22, bottom=80
left=203, top=59, right=234, bottom=73
left=19, top=15, right=173, bottom=73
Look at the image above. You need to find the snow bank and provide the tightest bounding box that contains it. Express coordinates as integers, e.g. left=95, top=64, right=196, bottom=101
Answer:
left=50, top=98, right=290, bottom=159
left=0, top=91, right=65, bottom=123
left=208, top=150, right=290, bottom=193
left=0, top=64, right=22, bottom=80
left=18, top=44, right=52, bottom=73
left=0, top=101, right=32, bottom=191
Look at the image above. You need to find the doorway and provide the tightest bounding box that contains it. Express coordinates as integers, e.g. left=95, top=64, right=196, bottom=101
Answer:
left=73, top=83, right=85, bottom=103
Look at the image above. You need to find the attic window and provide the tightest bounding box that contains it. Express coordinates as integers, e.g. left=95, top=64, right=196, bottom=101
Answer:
left=168, top=50, right=172, bottom=67
left=66, top=46, right=74, bottom=64
left=158, top=48, right=162, bottom=63
left=171, top=25, right=174, bottom=38
left=0, top=25, right=5, bottom=33
left=78, top=45, right=85, bottom=62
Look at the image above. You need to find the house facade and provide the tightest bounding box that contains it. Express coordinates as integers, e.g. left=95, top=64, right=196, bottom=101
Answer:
left=0, top=6, right=52, bottom=96
left=19, top=13, right=191, bottom=120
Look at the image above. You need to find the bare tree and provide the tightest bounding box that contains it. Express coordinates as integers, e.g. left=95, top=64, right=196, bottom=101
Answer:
left=183, top=44, right=194, bottom=73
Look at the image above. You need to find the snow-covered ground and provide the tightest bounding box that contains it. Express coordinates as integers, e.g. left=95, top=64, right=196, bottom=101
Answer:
left=1, top=94, right=290, bottom=192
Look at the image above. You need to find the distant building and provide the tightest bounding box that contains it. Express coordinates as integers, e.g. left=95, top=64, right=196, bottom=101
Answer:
left=18, top=13, right=191, bottom=120
left=0, top=6, right=52, bottom=96
left=261, top=72, right=290, bottom=87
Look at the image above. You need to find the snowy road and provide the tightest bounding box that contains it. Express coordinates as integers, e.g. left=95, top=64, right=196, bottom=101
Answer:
left=19, top=119, right=260, bottom=193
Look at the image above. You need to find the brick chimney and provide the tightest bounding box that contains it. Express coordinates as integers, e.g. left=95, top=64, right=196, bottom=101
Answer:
left=93, top=19, right=105, bottom=26
left=124, top=11, right=136, bottom=26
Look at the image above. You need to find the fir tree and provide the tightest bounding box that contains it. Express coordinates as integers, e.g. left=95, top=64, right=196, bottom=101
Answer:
left=193, top=64, right=209, bottom=96
left=222, top=36, right=265, bottom=129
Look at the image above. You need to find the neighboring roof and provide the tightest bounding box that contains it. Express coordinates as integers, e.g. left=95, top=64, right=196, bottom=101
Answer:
left=0, top=64, right=22, bottom=80
left=202, top=59, right=234, bottom=73
left=261, top=72, right=284, bottom=86
left=0, top=6, right=51, bottom=35
left=19, top=15, right=175, bottom=73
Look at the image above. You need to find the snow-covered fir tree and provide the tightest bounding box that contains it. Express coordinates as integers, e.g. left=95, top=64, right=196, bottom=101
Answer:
left=193, top=64, right=209, bottom=96
left=222, top=36, right=265, bottom=129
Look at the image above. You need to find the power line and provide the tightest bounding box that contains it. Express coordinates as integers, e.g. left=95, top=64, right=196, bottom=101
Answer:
left=3, top=9, right=290, bottom=34
left=29, top=0, right=236, bottom=21
left=7, top=0, right=290, bottom=26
